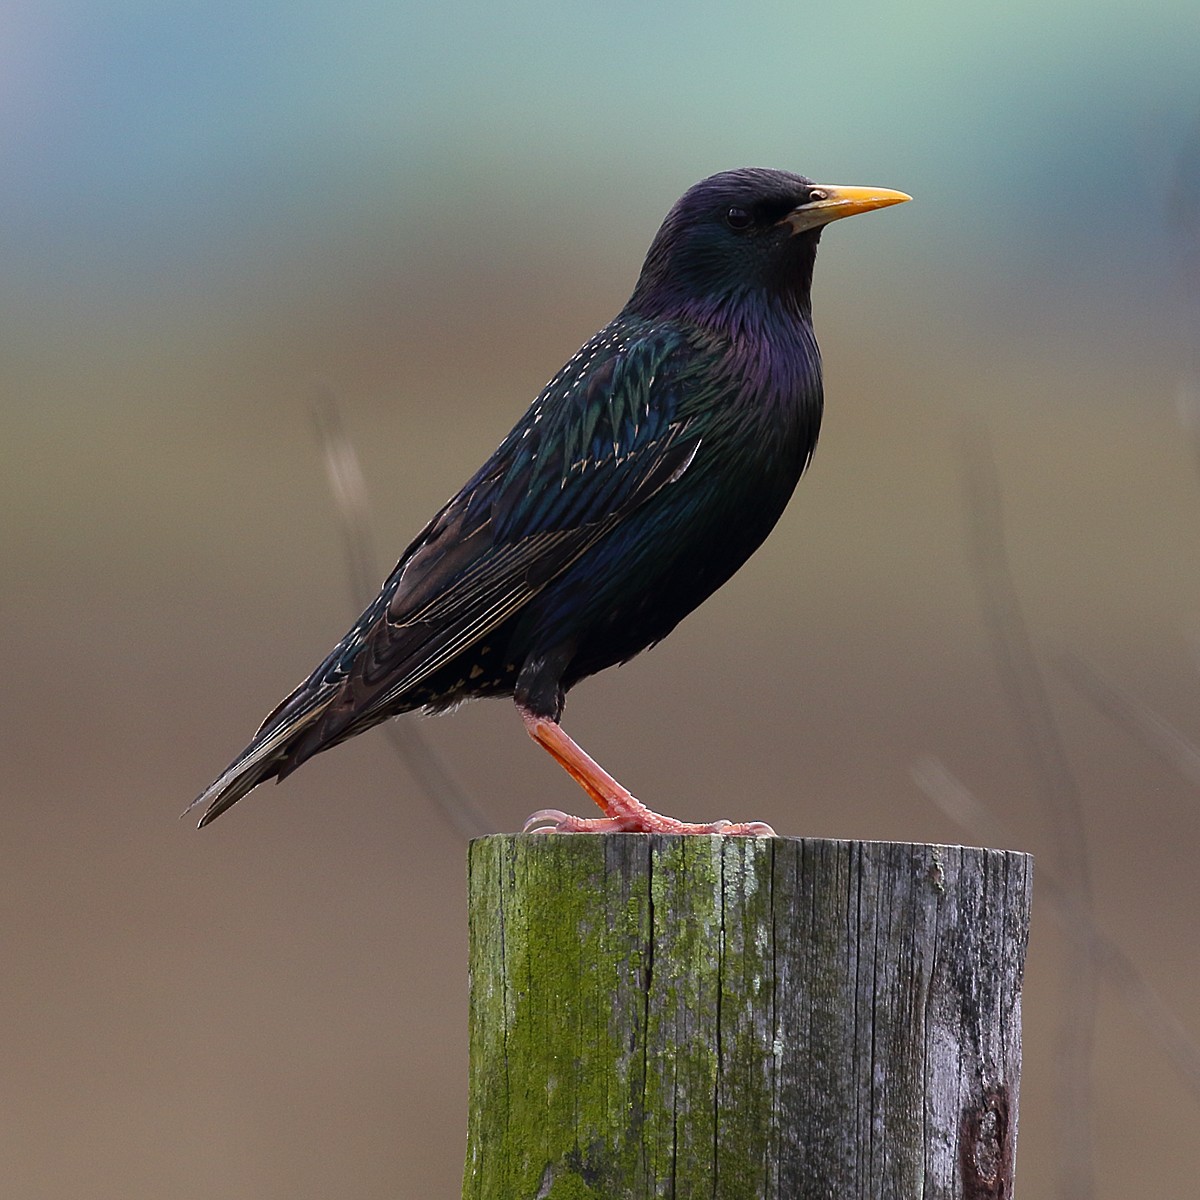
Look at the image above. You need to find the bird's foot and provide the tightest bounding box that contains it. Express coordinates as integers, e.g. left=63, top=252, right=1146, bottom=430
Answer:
left=523, top=807, right=774, bottom=836
left=518, top=709, right=775, bottom=835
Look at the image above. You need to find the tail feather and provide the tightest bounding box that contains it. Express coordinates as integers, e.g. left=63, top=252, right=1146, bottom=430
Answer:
left=185, top=692, right=334, bottom=827
left=188, top=755, right=283, bottom=829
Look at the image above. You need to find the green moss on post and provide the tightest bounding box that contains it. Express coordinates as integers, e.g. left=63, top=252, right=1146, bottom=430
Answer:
left=464, top=835, right=1031, bottom=1199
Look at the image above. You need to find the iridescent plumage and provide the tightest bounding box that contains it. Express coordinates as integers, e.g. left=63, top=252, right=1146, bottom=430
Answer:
left=191, top=168, right=908, bottom=831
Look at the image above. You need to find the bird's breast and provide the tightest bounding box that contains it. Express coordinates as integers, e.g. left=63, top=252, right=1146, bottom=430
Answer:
left=721, top=316, right=823, bottom=481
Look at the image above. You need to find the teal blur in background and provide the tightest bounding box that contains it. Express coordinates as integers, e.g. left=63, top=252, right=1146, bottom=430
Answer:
left=5, top=2, right=1200, bottom=1197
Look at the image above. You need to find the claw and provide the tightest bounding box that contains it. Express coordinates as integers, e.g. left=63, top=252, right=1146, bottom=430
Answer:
left=523, top=808, right=570, bottom=833
left=523, top=809, right=638, bottom=834
left=732, top=820, right=777, bottom=837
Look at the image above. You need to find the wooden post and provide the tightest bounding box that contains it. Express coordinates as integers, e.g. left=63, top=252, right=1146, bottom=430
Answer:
left=464, top=835, right=1031, bottom=1199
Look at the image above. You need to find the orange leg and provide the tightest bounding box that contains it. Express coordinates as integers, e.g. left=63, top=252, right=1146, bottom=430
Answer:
left=518, top=707, right=774, bottom=836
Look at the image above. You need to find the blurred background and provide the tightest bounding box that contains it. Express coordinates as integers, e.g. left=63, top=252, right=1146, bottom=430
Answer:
left=4, top=0, right=1200, bottom=1195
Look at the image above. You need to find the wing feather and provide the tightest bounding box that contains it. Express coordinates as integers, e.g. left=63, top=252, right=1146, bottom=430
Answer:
left=190, top=320, right=710, bottom=824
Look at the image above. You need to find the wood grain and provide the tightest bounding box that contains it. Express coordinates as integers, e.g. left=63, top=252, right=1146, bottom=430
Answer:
left=464, top=834, right=1031, bottom=1199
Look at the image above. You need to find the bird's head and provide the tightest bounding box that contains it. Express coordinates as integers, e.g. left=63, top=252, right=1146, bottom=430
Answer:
left=627, top=168, right=909, bottom=329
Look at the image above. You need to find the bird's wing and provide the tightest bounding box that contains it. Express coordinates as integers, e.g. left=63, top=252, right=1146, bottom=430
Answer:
left=190, top=323, right=709, bottom=824
left=298, top=328, right=704, bottom=732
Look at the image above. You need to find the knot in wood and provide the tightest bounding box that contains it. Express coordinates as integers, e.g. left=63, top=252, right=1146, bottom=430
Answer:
left=959, top=1085, right=1012, bottom=1198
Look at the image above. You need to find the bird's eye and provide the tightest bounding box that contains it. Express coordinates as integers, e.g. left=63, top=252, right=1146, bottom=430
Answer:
left=725, top=206, right=753, bottom=231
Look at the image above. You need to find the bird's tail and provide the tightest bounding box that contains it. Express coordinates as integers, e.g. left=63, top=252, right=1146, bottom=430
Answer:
left=184, top=688, right=334, bottom=828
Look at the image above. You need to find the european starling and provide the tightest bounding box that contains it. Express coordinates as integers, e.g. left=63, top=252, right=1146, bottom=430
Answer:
left=190, top=168, right=909, bottom=834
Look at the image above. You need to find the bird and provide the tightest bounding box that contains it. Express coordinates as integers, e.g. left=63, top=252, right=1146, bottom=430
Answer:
left=189, top=168, right=909, bottom=834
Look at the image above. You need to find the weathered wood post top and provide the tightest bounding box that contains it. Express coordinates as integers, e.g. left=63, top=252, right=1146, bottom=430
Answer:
left=465, top=834, right=1032, bottom=1199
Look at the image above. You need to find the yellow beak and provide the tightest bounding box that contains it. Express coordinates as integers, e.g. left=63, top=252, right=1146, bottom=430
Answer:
left=782, top=184, right=912, bottom=233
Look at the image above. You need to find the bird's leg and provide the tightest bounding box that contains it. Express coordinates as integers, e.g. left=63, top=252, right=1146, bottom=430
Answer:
left=518, top=706, right=774, bottom=836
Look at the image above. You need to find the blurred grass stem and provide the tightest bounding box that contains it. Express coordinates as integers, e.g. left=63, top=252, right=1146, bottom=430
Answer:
left=961, top=424, right=1097, bottom=1200
left=311, top=387, right=492, bottom=840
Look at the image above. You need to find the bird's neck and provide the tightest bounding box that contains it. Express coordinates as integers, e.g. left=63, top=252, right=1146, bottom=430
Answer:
left=670, top=287, right=822, bottom=413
